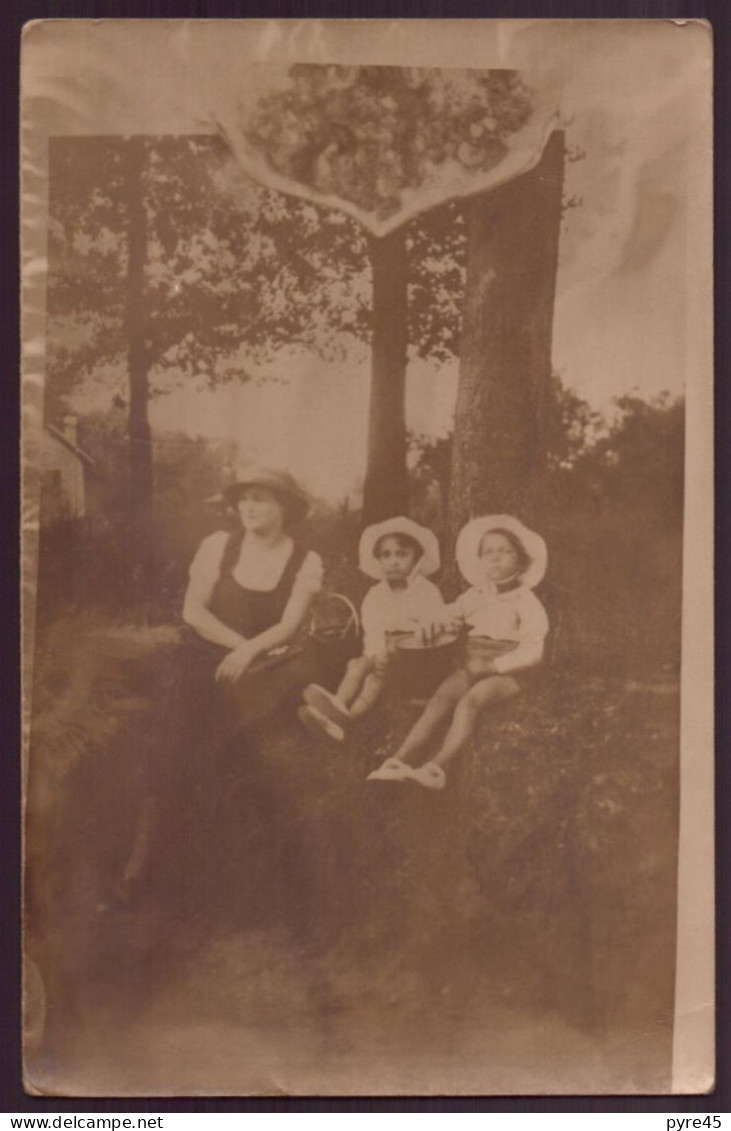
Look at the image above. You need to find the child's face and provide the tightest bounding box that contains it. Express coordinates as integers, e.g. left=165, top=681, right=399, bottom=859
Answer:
left=376, top=535, right=419, bottom=583
left=479, top=532, right=521, bottom=583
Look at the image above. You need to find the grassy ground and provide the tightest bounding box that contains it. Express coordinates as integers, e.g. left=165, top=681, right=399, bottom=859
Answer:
left=23, top=601, right=680, bottom=1095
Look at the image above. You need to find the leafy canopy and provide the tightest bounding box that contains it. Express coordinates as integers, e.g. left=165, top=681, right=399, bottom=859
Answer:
left=46, top=136, right=371, bottom=409
left=245, top=65, right=534, bottom=221
left=47, top=130, right=475, bottom=416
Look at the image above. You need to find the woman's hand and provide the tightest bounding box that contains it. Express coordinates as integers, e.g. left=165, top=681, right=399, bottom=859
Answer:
left=215, top=643, right=256, bottom=684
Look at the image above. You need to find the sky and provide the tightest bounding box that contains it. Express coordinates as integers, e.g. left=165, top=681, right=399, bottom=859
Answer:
left=23, top=19, right=711, bottom=500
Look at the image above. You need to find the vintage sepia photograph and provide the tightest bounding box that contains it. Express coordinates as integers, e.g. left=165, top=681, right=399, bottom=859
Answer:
left=20, top=19, right=713, bottom=1096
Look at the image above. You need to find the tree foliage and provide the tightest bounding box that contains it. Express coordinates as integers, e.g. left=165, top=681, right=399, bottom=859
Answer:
left=545, top=373, right=604, bottom=471
left=245, top=65, right=534, bottom=222
left=576, top=392, right=685, bottom=522
left=46, top=136, right=376, bottom=415
left=46, top=132, right=477, bottom=419
left=407, top=202, right=466, bottom=364
left=408, top=378, right=685, bottom=527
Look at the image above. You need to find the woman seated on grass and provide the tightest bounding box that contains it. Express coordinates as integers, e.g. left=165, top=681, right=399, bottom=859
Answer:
left=367, top=515, right=549, bottom=792
left=115, top=465, right=323, bottom=903
left=182, top=464, right=323, bottom=722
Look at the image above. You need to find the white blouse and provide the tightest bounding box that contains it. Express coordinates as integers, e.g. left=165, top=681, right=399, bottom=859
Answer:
left=189, top=531, right=323, bottom=598
left=448, top=584, right=549, bottom=675
left=361, top=575, right=446, bottom=658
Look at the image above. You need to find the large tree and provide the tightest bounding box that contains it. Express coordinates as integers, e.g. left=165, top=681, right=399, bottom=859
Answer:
left=240, top=64, right=534, bottom=521
left=446, top=130, right=565, bottom=561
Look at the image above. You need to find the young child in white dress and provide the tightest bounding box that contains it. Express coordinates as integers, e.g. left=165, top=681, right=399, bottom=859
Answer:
left=299, top=516, right=445, bottom=742
left=367, top=515, right=549, bottom=789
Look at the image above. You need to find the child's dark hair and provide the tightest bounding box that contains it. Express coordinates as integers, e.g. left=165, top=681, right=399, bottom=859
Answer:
left=374, top=532, right=423, bottom=561
left=479, top=527, right=531, bottom=574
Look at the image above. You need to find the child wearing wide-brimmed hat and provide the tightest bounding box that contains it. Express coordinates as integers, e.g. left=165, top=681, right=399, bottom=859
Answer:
left=368, top=515, right=549, bottom=790
left=298, top=516, right=445, bottom=743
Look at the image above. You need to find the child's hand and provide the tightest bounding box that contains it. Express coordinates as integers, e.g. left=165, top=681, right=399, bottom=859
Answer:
left=447, top=611, right=467, bottom=634
left=421, top=615, right=460, bottom=640
left=373, top=653, right=390, bottom=675
left=418, top=620, right=442, bottom=647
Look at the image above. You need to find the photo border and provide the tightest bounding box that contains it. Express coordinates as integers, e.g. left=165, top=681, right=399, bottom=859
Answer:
left=4, top=0, right=727, bottom=1113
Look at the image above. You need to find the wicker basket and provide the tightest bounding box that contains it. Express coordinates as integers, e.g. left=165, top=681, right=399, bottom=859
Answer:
left=308, top=592, right=361, bottom=688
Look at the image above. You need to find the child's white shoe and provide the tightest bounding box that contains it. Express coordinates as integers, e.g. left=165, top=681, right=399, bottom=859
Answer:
left=408, top=762, right=447, bottom=791
left=298, top=705, right=345, bottom=744
left=366, top=757, right=415, bottom=783
left=303, top=683, right=351, bottom=726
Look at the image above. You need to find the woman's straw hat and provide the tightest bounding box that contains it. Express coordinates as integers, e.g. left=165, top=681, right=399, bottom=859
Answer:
left=456, top=514, right=547, bottom=589
left=217, top=465, right=310, bottom=526
left=359, top=516, right=441, bottom=580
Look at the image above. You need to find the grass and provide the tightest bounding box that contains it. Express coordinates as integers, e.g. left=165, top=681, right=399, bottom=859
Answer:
left=24, top=497, right=682, bottom=1093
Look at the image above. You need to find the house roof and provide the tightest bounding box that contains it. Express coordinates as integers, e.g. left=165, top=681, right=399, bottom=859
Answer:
left=46, top=424, right=97, bottom=469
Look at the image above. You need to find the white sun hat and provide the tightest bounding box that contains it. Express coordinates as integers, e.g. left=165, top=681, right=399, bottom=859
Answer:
left=359, top=516, right=441, bottom=581
left=456, top=514, right=547, bottom=590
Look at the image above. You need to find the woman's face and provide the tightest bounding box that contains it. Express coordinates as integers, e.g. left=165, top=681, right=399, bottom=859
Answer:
left=237, top=486, right=286, bottom=535
left=479, top=532, right=521, bottom=583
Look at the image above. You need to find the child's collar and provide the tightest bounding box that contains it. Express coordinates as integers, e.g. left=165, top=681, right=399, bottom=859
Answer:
left=495, top=576, right=523, bottom=594
left=474, top=575, right=523, bottom=596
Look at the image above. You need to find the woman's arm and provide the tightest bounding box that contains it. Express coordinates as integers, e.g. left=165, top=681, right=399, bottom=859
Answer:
left=182, top=574, right=248, bottom=651
left=248, top=584, right=315, bottom=658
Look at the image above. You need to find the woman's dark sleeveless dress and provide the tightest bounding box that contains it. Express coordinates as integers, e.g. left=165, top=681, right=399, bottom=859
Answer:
left=180, top=529, right=315, bottom=741
left=150, top=531, right=320, bottom=913
left=151, top=533, right=314, bottom=836
left=211, top=528, right=308, bottom=640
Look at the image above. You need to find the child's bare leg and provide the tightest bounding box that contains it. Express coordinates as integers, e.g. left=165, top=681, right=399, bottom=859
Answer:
left=393, top=669, right=471, bottom=766
left=302, top=658, right=374, bottom=733
left=348, top=670, right=386, bottom=719
left=431, top=675, right=520, bottom=770
left=336, top=656, right=374, bottom=707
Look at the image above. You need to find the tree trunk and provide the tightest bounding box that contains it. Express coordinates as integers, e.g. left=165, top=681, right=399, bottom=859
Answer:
left=124, top=137, right=156, bottom=597
left=446, top=130, right=565, bottom=567
left=125, top=137, right=154, bottom=520
left=362, top=228, right=409, bottom=524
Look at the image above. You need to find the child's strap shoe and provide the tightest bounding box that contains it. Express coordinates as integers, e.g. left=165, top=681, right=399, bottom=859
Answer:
left=366, top=757, right=415, bottom=783
left=298, top=705, right=345, bottom=744
left=408, top=762, right=447, bottom=791
left=303, top=683, right=351, bottom=726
